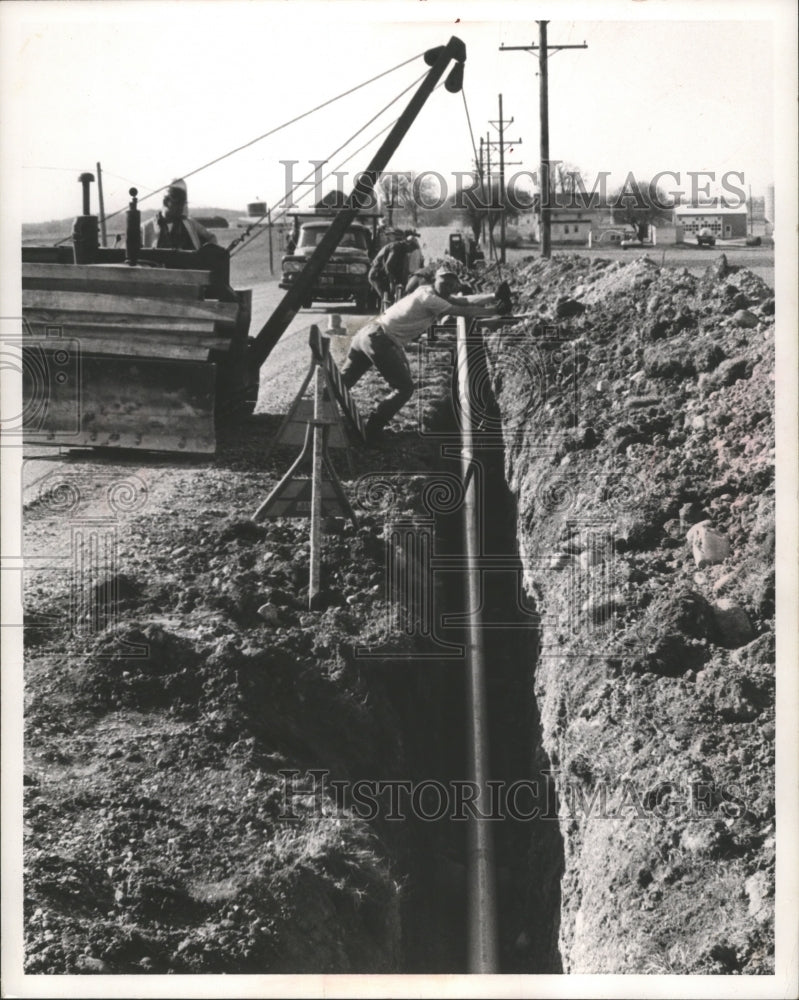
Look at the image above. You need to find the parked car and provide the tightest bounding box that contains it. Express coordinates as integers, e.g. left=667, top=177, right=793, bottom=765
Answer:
left=620, top=236, right=653, bottom=249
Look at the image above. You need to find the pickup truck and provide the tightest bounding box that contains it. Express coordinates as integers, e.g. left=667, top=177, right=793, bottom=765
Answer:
left=279, top=219, right=375, bottom=311
left=696, top=228, right=716, bottom=247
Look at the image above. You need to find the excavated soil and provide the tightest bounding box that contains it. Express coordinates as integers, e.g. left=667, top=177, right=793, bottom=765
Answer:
left=22, top=322, right=473, bottom=974
left=22, top=250, right=775, bottom=977
left=484, top=252, right=775, bottom=973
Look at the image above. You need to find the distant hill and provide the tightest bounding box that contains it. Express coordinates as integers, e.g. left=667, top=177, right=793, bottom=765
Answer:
left=22, top=207, right=241, bottom=243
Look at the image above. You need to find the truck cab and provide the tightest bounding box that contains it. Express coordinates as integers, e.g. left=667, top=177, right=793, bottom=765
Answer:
left=280, top=218, right=374, bottom=311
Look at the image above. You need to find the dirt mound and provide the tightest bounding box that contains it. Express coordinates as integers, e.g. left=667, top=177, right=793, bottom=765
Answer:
left=485, top=253, right=774, bottom=973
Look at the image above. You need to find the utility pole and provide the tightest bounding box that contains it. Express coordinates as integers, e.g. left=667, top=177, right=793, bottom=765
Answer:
left=96, top=161, right=108, bottom=248
left=267, top=206, right=274, bottom=276
left=488, top=94, right=522, bottom=263
left=539, top=22, right=550, bottom=258
left=484, top=131, right=497, bottom=262
left=500, top=24, right=587, bottom=258
left=477, top=137, right=486, bottom=245
left=500, top=96, right=507, bottom=261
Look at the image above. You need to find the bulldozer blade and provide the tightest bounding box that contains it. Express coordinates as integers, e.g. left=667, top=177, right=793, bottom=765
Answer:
left=23, top=345, right=217, bottom=453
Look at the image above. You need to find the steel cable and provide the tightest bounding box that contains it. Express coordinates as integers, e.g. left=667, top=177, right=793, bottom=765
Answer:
left=54, top=50, right=424, bottom=244
left=228, top=70, right=434, bottom=255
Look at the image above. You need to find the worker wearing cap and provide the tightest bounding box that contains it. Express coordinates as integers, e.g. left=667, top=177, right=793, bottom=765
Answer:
left=142, top=178, right=218, bottom=250
left=341, top=267, right=501, bottom=444
left=368, top=233, right=419, bottom=307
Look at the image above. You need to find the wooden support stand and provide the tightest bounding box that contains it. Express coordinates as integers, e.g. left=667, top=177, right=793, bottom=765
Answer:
left=254, top=329, right=359, bottom=610
left=264, top=328, right=353, bottom=465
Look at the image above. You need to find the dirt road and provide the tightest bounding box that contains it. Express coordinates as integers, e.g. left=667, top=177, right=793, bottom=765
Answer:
left=247, top=282, right=371, bottom=414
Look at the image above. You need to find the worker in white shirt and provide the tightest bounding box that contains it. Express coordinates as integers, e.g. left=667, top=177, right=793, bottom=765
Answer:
left=341, top=267, right=501, bottom=444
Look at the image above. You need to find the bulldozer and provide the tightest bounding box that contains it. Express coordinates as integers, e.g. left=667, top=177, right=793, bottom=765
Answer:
left=22, top=197, right=252, bottom=454
left=20, top=37, right=467, bottom=456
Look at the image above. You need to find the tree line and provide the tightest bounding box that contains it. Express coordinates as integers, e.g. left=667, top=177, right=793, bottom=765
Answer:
left=377, top=166, right=681, bottom=239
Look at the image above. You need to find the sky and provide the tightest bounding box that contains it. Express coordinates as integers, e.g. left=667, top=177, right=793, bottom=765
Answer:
left=0, top=0, right=790, bottom=227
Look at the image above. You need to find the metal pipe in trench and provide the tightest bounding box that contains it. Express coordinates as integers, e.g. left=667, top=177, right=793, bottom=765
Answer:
left=455, top=317, right=499, bottom=973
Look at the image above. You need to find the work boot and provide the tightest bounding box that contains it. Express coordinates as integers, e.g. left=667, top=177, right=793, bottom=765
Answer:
left=364, top=414, right=388, bottom=447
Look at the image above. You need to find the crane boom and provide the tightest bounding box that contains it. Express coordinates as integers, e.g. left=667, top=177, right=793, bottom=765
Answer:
left=246, top=36, right=466, bottom=371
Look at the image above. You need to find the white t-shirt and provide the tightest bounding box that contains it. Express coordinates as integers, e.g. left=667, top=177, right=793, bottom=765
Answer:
left=379, top=285, right=452, bottom=346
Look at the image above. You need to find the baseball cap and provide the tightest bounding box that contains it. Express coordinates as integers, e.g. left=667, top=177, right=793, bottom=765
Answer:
left=435, top=267, right=459, bottom=281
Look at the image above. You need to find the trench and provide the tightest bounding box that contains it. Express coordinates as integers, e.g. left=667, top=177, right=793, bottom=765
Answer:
left=378, top=329, right=565, bottom=973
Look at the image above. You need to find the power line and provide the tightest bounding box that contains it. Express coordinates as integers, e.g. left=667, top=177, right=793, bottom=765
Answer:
left=489, top=95, right=522, bottom=263
left=461, top=88, right=500, bottom=268
left=110, top=51, right=425, bottom=222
